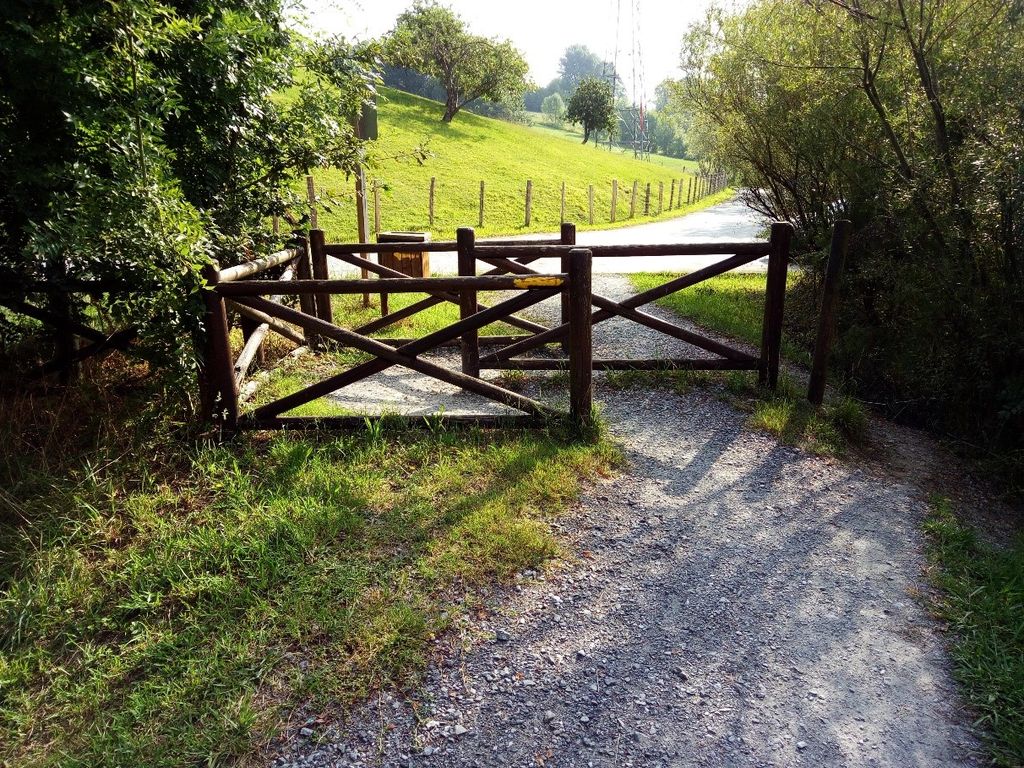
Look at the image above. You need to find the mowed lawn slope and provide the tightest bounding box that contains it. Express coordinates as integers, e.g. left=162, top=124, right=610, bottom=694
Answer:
left=308, top=88, right=711, bottom=242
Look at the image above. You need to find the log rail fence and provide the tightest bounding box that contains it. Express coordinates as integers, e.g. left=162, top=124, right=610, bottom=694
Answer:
left=198, top=215, right=794, bottom=432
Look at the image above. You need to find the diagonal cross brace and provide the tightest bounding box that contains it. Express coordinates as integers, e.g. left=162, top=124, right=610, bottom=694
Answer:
left=476, top=252, right=761, bottom=363
left=334, top=252, right=550, bottom=336
left=240, top=288, right=560, bottom=419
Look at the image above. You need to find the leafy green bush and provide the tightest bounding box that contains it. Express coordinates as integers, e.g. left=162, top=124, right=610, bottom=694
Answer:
left=681, top=0, right=1024, bottom=487
left=0, top=1, right=376, bottom=390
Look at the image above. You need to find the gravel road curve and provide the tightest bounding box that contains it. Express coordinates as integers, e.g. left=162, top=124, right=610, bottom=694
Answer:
left=275, top=271, right=982, bottom=768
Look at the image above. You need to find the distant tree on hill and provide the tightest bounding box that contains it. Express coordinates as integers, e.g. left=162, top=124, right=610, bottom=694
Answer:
left=558, top=44, right=605, bottom=93
left=384, top=2, right=530, bottom=123
left=541, top=93, right=566, bottom=126
left=565, top=77, right=616, bottom=144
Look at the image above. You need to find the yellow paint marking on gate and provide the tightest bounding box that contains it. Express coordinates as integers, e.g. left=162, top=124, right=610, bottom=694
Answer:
left=512, top=276, right=564, bottom=288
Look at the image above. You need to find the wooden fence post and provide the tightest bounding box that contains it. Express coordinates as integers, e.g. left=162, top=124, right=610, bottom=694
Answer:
left=429, top=176, right=436, bottom=227
left=588, top=185, right=594, bottom=225
left=199, top=263, right=238, bottom=428
left=759, top=222, right=793, bottom=389
left=643, top=183, right=650, bottom=215
left=479, top=180, right=485, bottom=227
left=687, top=177, right=693, bottom=204
left=657, top=182, right=664, bottom=215
left=630, top=180, right=638, bottom=217
left=560, top=222, right=576, bottom=353
left=524, top=180, right=533, bottom=227
left=568, top=248, right=593, bottom=428
left=309, top=228, right=332, bottom=331
left=294, top=235, right=318, bottom=346
left=560, top=181, right=566, bottom=224
left=611, top=179, right=618, bottom=222
left=808, top=220, right=852, bottom=405
left=355, top=166, right=371, bottom=307
left=457, top=227, right=479, bottom=378
left=669, top=179, right=675, bottom=210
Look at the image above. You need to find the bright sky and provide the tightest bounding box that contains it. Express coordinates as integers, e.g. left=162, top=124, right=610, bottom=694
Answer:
left=294, top=0, right=719, bottom=106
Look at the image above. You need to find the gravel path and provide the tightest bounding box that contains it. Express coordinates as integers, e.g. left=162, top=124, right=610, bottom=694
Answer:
left=277, top=274, right=982, bottom=767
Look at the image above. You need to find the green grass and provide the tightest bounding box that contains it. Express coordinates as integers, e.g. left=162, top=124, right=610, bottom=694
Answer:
left=0, top=378, right=618, bottom=766
left=629, top=271, right=809, bottom=366
left=924, top=497, right=1024, bottom=766
left=305, top=87, right=722, bottom=242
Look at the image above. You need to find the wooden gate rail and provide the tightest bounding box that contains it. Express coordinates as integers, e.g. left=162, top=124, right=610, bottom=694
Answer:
left=462, top=222, right=792, bottom=388
left=0, top=292, right=138, bottom=382
left=316, top=232, right=573, bottom=346
left=203, top=259, right=594, bottom=431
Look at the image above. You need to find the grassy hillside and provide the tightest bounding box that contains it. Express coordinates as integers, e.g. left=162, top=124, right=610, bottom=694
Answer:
left=306, top=88, right=715, bottom=242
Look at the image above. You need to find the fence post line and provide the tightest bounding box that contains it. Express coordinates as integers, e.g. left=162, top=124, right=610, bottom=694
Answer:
left=568, top=248, right=594, bottom=428
left=658, top=182, right=664, bottom=215
left=611, top=179, right=618, bottom=222
left=429, top=176, right=436, bottom=227
left=457, top=227, right=479, bottom=378
left=644, top=183, right=651, bottom=215
left=309, top=228, right=332, bottom=331
left=760, top=221, right=793, bottom=389
left=808, top=220, right=852, bottom=405
left=588, top=184, right=594, bottom=225
left=524, top=179, right=533, bottom=227
left=560, top=222, right=576, bottom=353
left=199, top=262, right=238, bottom=428
left=479, top=180, right=485, bottom=228
left=630, top=180, right=638, bottom=217
left=560, top=181, right=566, bottom=224
left=669, top=179, right=675, bottom=210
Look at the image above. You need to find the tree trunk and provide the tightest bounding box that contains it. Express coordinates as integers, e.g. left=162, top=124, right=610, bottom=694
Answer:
left=443, top=92, right=459, bottom=123
left=582, top=126, right=590, bottom=144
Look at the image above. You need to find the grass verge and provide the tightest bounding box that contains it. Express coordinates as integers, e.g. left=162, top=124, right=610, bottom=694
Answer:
left=0, top=378, right=618, bottom=767
left=628, top=271, right=809, bottom=366
left=923, top=497, right=1024, bottom=765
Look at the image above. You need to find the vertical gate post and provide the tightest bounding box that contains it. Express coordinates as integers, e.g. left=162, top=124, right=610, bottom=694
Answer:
left=294, top=235, right=317, bottom=347
left=560, top=222, right=576, bottom=352
left=199, top=263, right=238, bottom=428
left=808, top=220, right=852, bottom=405
left=309, top=228, right=332, bottom=328
left=568, top=248, right=593, bottom=428
left=759, top=222, right=793, bottom=389
left=457, top=227, right=479, bottom=378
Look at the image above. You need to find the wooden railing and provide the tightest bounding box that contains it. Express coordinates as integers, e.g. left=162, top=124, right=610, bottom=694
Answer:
left=201, top=220, right=794, bottom=431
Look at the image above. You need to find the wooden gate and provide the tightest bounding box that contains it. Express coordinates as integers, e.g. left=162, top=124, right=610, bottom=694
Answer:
left=461, top=222, right=793, bottom=388
left=200, top=238, right=594, bottom=430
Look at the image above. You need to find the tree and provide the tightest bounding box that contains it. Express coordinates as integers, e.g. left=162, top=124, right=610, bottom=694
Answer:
left=385, top=2, right=530, bottom=123
left=558, top=44, right=605, bottom=93
left=0, top=0, right=374, bottom=386
left=680, top=0, right=1024, bottom=465
left=565, top=77, right=616, bottom=144
left=541, top=93, right=566, bottom=126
